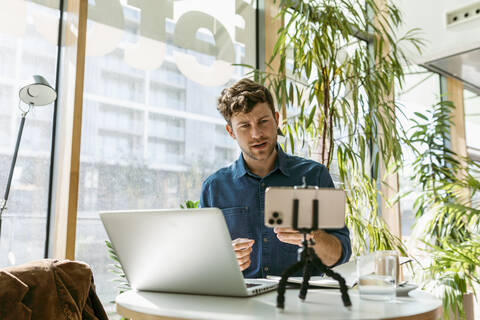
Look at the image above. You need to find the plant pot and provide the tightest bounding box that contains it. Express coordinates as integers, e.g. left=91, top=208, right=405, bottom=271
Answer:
left=447, top=291, right=475, bottom=320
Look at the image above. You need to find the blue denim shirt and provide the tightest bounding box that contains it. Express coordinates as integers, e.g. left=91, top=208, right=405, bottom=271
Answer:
left=200, top=145, right=351, bottom=278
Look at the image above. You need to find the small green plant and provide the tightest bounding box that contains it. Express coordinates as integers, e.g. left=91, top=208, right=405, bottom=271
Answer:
left=180, top=200, right=199, bottom=209
left=105, top=239, right=130, bottom=320
left=105, top=240, right=130, bottom=294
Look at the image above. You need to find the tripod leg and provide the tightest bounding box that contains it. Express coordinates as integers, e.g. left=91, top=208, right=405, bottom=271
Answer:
left=277, top=260, right=305, bottom=310
left=311, top=254, right=352, bottom=308
left=299, top=259, right=313, bottom=300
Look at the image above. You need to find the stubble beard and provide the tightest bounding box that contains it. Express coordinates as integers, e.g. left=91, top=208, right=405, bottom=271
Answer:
left=241, top=139, right=276, bottom=162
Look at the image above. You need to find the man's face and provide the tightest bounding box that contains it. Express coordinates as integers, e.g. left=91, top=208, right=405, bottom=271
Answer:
left=226, top=102, right=279, bottom=162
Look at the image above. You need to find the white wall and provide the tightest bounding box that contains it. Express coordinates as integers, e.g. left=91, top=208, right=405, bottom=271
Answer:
left=395, top=0, right=480, bottom=63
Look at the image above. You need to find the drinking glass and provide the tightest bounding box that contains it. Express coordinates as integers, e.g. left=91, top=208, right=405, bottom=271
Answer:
left=356, top=251, right=398, bottom=301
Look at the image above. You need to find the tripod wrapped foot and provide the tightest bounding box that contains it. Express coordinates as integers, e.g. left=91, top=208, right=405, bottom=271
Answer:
left=276, top=260, right=304, bottom=309
left=311, top=253, right=352, bottom=308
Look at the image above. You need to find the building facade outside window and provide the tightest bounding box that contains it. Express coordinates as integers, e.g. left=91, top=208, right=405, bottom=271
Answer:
left=0, top=1, right=59, bottom=267
left=75, top=0, right=256, bottom=314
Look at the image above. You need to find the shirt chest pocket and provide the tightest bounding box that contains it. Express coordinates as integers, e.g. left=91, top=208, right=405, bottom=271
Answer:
left=221, top=207, right=251, bottom=240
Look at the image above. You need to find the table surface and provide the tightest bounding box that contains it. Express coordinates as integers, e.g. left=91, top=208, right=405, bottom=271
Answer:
left=116, top=288, right=442, bottom=320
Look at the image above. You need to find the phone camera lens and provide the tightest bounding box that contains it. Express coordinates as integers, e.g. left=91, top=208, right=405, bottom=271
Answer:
left=268, top=218, right=275, bottom=225
left=273, top=212, right=279, bottom=218
left=276, top=219, right=282, bottom=224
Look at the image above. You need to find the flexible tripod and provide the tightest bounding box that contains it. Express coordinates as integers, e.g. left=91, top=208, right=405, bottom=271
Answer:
left=275, top=197, right=352, bottom=310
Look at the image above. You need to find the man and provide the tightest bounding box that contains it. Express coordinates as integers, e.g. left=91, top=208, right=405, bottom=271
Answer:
left=200, top=78, right=351, bottom=278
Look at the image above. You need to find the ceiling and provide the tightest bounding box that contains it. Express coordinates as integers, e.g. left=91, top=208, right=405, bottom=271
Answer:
left=423, top=48, right=480, bottom=95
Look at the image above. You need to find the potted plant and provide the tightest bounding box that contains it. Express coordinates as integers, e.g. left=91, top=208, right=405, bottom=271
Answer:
left=244, top=0, right=423, bottom=254
left=409, top=100, right=480, bottom=319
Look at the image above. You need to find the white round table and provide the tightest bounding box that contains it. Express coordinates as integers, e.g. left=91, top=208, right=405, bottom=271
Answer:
left=116, top=288, right=442, bottom=320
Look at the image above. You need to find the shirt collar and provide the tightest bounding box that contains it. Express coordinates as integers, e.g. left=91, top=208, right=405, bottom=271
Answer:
left=276, top=144, right=291, bottom=177
left=233, top=143, right=290, bottom=178
left=233, top=153, right=248, bottom=178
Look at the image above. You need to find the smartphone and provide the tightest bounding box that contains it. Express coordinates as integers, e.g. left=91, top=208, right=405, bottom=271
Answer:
left=264, top=187, right=346, bottom=229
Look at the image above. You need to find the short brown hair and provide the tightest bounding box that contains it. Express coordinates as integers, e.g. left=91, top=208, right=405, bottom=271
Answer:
left=217, top=78, right=275, bottom=124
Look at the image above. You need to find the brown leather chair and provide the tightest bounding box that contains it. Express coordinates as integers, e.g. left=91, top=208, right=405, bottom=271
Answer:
left=0, top=259, right=108, bottom=320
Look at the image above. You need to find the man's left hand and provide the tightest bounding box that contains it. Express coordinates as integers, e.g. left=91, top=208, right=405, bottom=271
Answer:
left=273, top=227, right=313, bottom=246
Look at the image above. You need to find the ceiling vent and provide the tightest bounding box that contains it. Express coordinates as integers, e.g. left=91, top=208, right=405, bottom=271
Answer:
left=445, top=2, right=480, bottom=27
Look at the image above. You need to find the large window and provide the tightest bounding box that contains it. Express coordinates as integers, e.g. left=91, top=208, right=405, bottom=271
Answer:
left=465, top=89, right=480, bottom=159
left=395, top=67, right=440, bottom=239
left=464, top=89, right=480, bottom=209
left=0, top=1, right=59, bottom=266
left=75, top=0, right=256, bottom=313
left=463, top=88, right=480, bottom=320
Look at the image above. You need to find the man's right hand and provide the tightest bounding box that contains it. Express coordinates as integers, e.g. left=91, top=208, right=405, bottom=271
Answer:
left=232, top=238, right=254, bottom=271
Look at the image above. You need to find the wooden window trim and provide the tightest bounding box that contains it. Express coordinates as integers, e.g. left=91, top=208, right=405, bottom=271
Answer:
left=51, top=0, right=88, bottom=260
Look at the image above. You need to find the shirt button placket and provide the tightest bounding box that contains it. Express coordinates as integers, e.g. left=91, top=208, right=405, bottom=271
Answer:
left=259, top=181, right=266, bottom=214
left=260, top=180, right=269, bottom=277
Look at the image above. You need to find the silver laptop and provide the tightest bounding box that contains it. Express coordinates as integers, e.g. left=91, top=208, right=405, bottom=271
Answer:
left=100, top=208, right=277, bottom=297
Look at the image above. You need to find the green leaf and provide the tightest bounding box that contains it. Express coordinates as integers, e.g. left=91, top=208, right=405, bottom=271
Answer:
left=306, top=106, right=316, bottom=129
left=288, top=125, right=295, bottom=154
